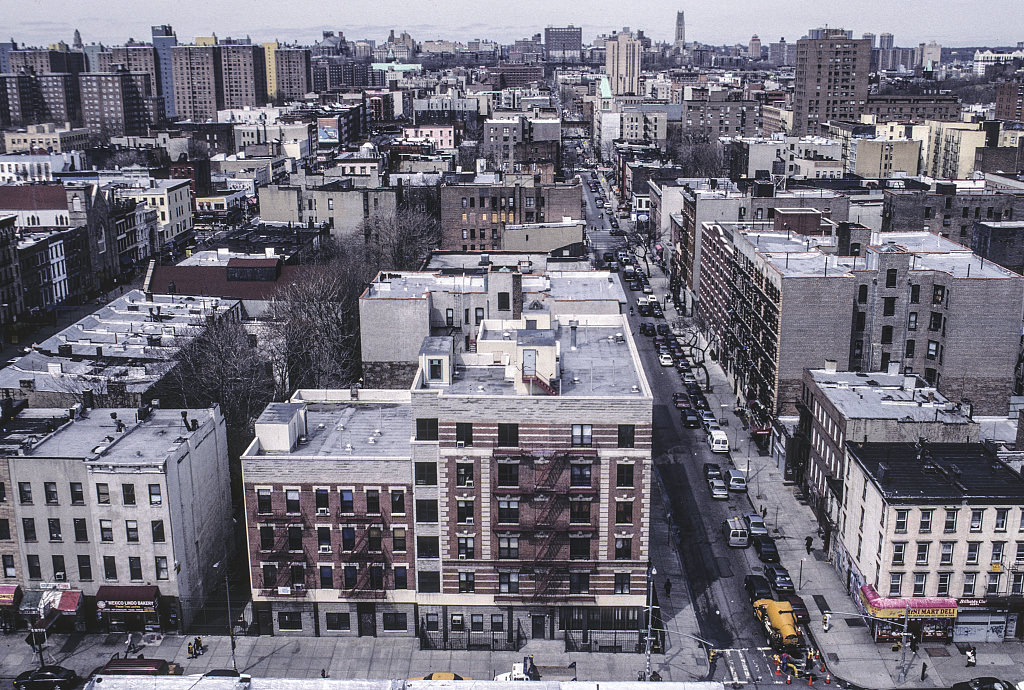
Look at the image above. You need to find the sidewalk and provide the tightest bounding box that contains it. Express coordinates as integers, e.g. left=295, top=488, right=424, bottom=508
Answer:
left=688, top=323, right=1024, bottom=688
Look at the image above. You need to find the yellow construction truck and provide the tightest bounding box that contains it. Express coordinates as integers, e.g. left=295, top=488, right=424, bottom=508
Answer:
left=753, top=599, right=805, bottom=654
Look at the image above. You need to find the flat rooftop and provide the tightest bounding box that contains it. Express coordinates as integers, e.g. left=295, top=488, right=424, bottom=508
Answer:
left=806, top=369, right=974, bottom=424
left=425, top=253, right=592, bottom=272
left=254, top=402, right=413, bottom=458
left=0, top=350, right=168, bottom=394
left=850, top=442, right=1024, bottom=502
left=361, top=270, right=626, bottom=306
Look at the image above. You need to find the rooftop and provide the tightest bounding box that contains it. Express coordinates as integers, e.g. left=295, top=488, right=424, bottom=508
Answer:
left=425, top=252, right=591, bottom=272
left=806, top=369, right=975, bottom=424
left=360, top=270, right=626, bottom=306
left=254, top=400, right=413, bottom=458
left=850, top=442, right=1024, bottom=502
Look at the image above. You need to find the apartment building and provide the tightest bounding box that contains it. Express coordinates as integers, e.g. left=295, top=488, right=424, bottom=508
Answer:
left=2, top=122, right=90, bottom=153
left=545, top=26, right=583, bottom=62
left=8, top=49, right=85, bottom=76
left=114, top=179, right=193, bottom=245
left=680, top=92, right=762, bottom=139
left=995, top=81, right=1024, bottom=122
left=792, top=31, right=870, bottom=136
left=882, top=182, right=1024, bottom=245
left=243, top=307, right=652, bottom=645
left=861, top=94, right=960, bottom=124
left=171, top=45, right=224, bottom=121
left=0, top=73, right=82, bottom=128
left=273, top=49, right=311, bottom=102
left=697, top=216, right=1024, bottom=420
left=79, top=70, right=160, bottom=138
left=604, top=31, right=640, bottom=96
left=795, top=367, right=978, bottom=554
left=836, top=442, right=1024, bottom=643
left=439, top=173, right=581, bottom=251
left=0, top=403, right=231, bottom=632
left=151, top=25, right=177, bottom=118
left=109, top=45, right=160, bottom=95
left=220, top=43, right=267, bottom=109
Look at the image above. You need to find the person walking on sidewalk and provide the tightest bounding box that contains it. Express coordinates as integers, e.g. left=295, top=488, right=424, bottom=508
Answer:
left=805, top=536, right=814, bottom=555
left=966, top=646, right=977, bottom=667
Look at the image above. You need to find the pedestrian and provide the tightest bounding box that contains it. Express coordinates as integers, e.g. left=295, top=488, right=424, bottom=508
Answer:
left=197, top=636, right=204, bottom=654
left=761, top=505, right=768, bottom=518
left=321, top=669, right=328, bottom=678
left=805, top=536, right=814, bottom=555
left=664, top=578, right=672, bottom=597
left=187, top=642, right=194, bottom=659
left=966, top=646, right=976, bottom=667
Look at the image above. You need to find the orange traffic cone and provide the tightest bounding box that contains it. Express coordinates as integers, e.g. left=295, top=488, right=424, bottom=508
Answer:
left=825, top=674, right=831, bottom=685
left=786, top=675, right=792, bottom=685
left=775, top=665, right=782, bottom=676
left=808, top=673, right=814, bottom=686
left=820, top=662, right=826, bottom=672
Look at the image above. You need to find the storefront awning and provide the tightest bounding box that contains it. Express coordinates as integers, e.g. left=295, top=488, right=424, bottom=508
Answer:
left=30, top=609, right=60, bottom=633
left=95, top=585, right=159, bottom=613
left=56, top=590, right=81, bottom=614
left=0, top=585, right=21, bottom=607
left=860, top=585, right=957, bottom=619
left=19, top=589, right=42, bottom=616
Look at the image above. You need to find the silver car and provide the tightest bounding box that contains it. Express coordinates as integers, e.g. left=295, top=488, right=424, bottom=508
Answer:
left=708, top=478, right=729, bottom=499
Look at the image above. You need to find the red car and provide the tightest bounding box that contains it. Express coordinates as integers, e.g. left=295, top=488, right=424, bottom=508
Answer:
left=785, top=595, right=811, bottom=624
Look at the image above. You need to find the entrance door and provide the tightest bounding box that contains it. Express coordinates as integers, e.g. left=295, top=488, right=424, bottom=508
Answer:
left=532, top=614, right=546, bottom=639
left=357, top=603, right=377, bottom=637
left=523, top=349, right=537, bottom=377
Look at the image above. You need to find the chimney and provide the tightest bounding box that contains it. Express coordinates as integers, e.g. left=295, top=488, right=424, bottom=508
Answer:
left=570, top=320, right=578, bottom=348
left=887, top=361, right=900, bottom=376
left=902, top=375, right=916, bottom=390
left=824, top=359, right=837, bottom=373
left=82, top=388, right=95, bottom=409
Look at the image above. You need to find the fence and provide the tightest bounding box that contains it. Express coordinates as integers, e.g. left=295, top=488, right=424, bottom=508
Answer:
left=420, top=620, right=525, bottom=651
left=564, top=628, right=643, bottom=653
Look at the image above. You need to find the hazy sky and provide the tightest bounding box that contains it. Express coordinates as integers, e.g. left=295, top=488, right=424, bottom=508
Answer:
left=7, top=0, right=1024, bottom=49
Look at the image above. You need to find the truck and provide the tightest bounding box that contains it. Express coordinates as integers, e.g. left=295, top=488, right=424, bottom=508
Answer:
left=753, top=599, right=805, bottom=654
left=493, top=657, right=578, bottom=682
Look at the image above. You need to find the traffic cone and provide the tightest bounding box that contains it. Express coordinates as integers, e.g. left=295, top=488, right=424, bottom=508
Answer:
left=786, top=675, right=792, bottom=685
left=775, top=665, right=782, bottom=676
left=820, top=661, right=826, bottom=672
left=825, top=674, right=831, bottom=684
left=808, top=673, right=814, bottom=686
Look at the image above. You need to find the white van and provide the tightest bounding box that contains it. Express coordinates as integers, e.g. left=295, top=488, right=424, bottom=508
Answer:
left=724, top=517, right=750, bottom=548
left=636, top=295, right=650, bottom=307
left=727, top=469, right=748, bottom=492
left=707, top=429, right=729, bottom=453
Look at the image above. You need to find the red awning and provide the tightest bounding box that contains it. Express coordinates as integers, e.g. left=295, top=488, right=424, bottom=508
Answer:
left=0, top=585, right=20, bottom=607
left=31, top=609, right=60, bottom=633
left=56, top=590, right=81, bottom=613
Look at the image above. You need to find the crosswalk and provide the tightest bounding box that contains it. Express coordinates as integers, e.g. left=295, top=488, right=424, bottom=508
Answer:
left=714, top=647, right=832, bottom=686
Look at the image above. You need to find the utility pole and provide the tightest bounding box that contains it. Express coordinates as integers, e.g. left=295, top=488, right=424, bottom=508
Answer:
left=643, top=565, right=657, bottom=681
left=898, top=604, right=910, bottom=683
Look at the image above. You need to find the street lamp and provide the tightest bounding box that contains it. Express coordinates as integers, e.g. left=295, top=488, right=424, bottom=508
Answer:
left=212, top=561, right=237, bottom=672
left=643, top=566, right=657, bottom=681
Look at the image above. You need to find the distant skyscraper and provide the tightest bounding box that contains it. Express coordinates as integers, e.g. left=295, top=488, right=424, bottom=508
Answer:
left=605, top=30, right=641, bottom=96
left=171, top=44, right=223, bottom=121
left=879, top=32, right=894, bottom=50
left=862, top=33, right=876, bottom=49
left=544, top=26, right=582, bottom=62
left=151, top=25, right=177, bottom=118
left=675, top=11, right=686, bottom=49
left=0, top=39, right=16, bottom=74
left=793, top=29, right=870, bottom=135
left=748, top=35, right=762, bottom=59
left=220, top=42, right=267, bottom=108
left=72, top=29, right=83, bottom=49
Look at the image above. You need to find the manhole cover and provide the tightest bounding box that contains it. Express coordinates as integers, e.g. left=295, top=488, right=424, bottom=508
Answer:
left=826, top=653, right=839, bottom=663
left=844, top=618, right=866, bottom=627
left=925, top=647, right=950, bottom=657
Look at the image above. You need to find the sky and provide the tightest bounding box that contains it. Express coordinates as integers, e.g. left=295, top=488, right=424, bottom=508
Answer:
left=5, top=0, right=1024, bottom=49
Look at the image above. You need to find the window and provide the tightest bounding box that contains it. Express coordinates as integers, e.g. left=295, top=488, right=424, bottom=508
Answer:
left=491, top=614, right=505, bottom=631
left=571, top=424, right=593, bottom=447
left=498, top=536, right=518, bottom=559
left=475, top=307, right=484, bottom=325
left=26, top=555, right=42, bottom=580
left=937, top=572, right=951, bottom=596
left=885, top=268, right=898, bottom=288
left=450, top=614, right=464, bottom=631
left=988, top=573, right=1001, bottom=595
left=317, top=526, right=331, bottom=550
left=1017, top=542, right=1024, bottom=564
left=415, top=463, right=437, bottom=486
left=928, top=312, right=943, bottom=332
left=992, top=542, right=1005, bottom=564
left=366, top=490, right=380, bottom=515
left=857, top=284, right=868, bottom=304
left=910, top=284, right=920, bottom=303
left=617, top=464, right=635, bottom=488
left=569, top=572, right=590, bottom=594
left=497, top=423, right=519, bottom=447
left=394, top=566, right=408, bottom=589
left=427, top=358, right=443, bottom=381
left=319, top=565, right=333, bottom=589
left=22, top=518, right=36, bottom=542
left=570, top=464, right=592, bottom=487
left=285, top=489, right=300, bottom=514
left=907, top=312, right=917, bottom=331
left=148, top=484, right=162, bottom=505
left=471, top=614, right=484, bottom=632
left=459, top=572, right=475, bottom=593
left=615, top=537, right=632, bottom=560
left=967, top=542, right=981, bottom=565
left=996, top=508, right=1009, bottom=532
left=97, top=519, right=113, bottom=542
left=457, top=500, right=474, bottom=523
left=44, top=482, right=58, bottom=504
left=415, top=418, right=439, bottom=441
left=256, top=489, right=270, bottom=513
left=0, top=520, right=8, bottom=541
left=77, top=555, right=90, bottom=581
left=499, top=571, right=519, bottom=593
left=888, top=572, right=902, bottom=596
left=498, top=292, right=510, bottom=311
left=455, top=423, right=474, bottom=447
left=497, top=463, right=519, bottom=487
left=1013, top=573, right=1024, bottom=596
left=919, top=510, right=932, bottom=533
left=569, top=536, right=590, bottom=559
left=103, top=556, right=117, bottom=580
left=916, top=542, right=929, bottom=565
left=125, top=520, right=139, bottom=543
left=389, top=525, right=406, bottom=552
left=970, top=509, right=984, bottom=532
left=18, top=482, right=32, bottom=504
left=498, top=499, right=520, bottom=523
left=913, top=573, right=926, bottom=596
left=290, top=564, right=305, bottom=587
left=70, top=483, right=84, bottom=505
left=418, top=571, right=440, bottom=593
left=940, top=542, right=954, bottom=565
left=288, top=526, right=302, bottom=551
left=325, top=612, right=350, bottom=631
left=615, top=501, right=633, bottom=524
left=128, top=557, right=143, bottom=581
left=617, top=425, right=635, bottom=448
left=260, top=526, right=274, bottom=550
left=963, top=572, right=977, bottom=596
left=278, top=611, right=303, bottom=630
left=122, top=484, right=136, bottom=505
left=456, top=463, right=474, bottom=487
left=932, top=285, right=945, bottom=305
left=892, top=542, right=906, bottom=565
left=417, top=536, right=440, bottom=559
left=152, top=520, right=165, bottom=543
left=416, top=500, right=438, bottom=523
left=945, top=508, right=959, bottom=533
left=882, top=297, right=896, bottom=316
left=391, top=490, right=405, bottom=515
left=569, top=500, right=591, bottom=523
left=881, top=325, right=893, bottom=344
left=263, top=564, right=279, bottom=588
left=905, top=340, right=915, bottom=358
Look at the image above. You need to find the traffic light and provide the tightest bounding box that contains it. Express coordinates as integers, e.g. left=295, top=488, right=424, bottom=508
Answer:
left=822, top=613, right=832, bottom=632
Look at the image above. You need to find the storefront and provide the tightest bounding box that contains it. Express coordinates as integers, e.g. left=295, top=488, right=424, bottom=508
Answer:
left=953, top=597, right=1024, bottom=643
left=31, top=589, right=83, bottom=634
left=95, top=586, right=161, bottom=633
left=0, top=585, right=21, bottom=632
left=859, top=585, right=957, bottom=642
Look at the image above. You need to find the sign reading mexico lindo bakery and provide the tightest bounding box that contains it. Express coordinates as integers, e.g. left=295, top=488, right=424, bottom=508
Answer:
left=97, top=599, right=156, bottom=612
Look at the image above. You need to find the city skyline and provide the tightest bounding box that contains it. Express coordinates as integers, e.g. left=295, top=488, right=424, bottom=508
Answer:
left=6, top=0, right=1024, bottom=49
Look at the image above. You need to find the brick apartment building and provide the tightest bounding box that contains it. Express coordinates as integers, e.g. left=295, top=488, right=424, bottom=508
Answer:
left=242, top=308, right=653, bottom=646
left=792, top=31, right=870, bottom=136
left=995, top=80, right=1024, bottom=122
left=439, top=173, right=581, bottom=251
left=882, top=182, right=1024, bottom=245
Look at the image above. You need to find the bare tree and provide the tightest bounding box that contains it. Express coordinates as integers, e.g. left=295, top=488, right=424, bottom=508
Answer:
left=361, top=203, right=442, bottom=271
left=664, top=128, right=725, bottom=177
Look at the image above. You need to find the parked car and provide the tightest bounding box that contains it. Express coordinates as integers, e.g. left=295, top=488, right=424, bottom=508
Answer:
left=602, top=252, right=615, bottom=263
left=14, top=667, right=79, bottom=690
left=651, top=305, right=664, bottom=318
left=673, top=395, right=692, bottom=409
left=785, top=595, right=811, bottom=625
left=764, top=565, right=797, bottom=595
left=951, top=679, right=1020, bottom=690
left=744, top=574, right=774, bottom=603
left=642, top=284, right=654, bottom=295
left=659, top=353, right=674, bottom=366
left=708, top=478, right=729, bottom=499
left=638, top=304, right=653, bottom=317
left=682, top=372, right=697, bottom=384
left=743, top=513, right=769, bottom=536
left=751, top=535, right=780, bottom=563
left=653, top=335, right=667, bottom=347
left=640, top=322, right=656, bottom=336
left=700, top=410, right=718, bottom=429
left=685, top=383, right=702, bottom=397
left=703, top=463, right=723, bottom=481
left=656, top=323, right=671, bottom=335
left=681, top=409, right=701, bottom=428
left=627, top=280, right=641, bottom=291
